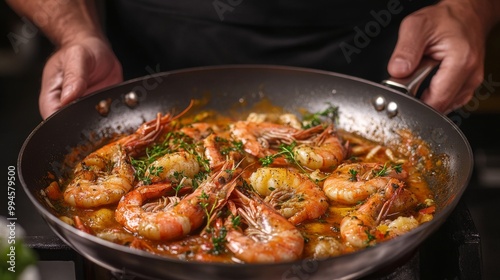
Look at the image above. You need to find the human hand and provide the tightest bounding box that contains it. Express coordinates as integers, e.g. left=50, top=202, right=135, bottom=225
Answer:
left=39, top=36, right=122, bottom=119
left=387, top=1, right=491, bottom=114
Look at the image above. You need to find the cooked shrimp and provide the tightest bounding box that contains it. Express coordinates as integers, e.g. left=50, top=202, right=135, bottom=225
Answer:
left=180, top=123, right=242, bottom=169
left=340, top=178, right=409, bottom=248
left=224, top=190, right=304, bottom=263
left=115, top=161, right=239, bottom=241
left=179, top=122, right=214, bottom=141
left=230, top=121, right=300, bottom=158
left=64, top=104, right=193, bottom=208
left=203, top=134, right=225, bottom=169
left=377, top=216, right=419, bottom=241
left=146, top=151, right=200, bottom=184
left=202, top=134, right=243, bottom=169
left=64, top=144, right=135, bottom=208
left=304, top=236, right=345, bottom=259
left=246, top=112, right=302, bottom=129
left=123, top=103, right=193, bottom=157
left=230, top=121, right=326, bottom=155
left=293, top=125, right=346, bottom=171
left=323, top=162, right=408, bottom=205
left=299, top=222, right=346, bottom=259
left=248, top=167, right=328, bottom=225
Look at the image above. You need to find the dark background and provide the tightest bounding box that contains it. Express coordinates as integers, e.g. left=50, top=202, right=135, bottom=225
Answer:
left=1, top=2, right=500, bottom=279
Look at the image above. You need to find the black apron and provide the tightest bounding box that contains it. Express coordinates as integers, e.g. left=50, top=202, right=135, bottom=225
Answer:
left=105, top=0, right=436, bottom=82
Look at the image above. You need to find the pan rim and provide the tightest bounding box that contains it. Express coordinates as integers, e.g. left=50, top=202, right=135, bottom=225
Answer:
left=16, top=64, right=474, bottom=278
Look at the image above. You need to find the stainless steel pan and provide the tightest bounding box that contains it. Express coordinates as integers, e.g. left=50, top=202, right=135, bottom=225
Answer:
left=18, top=65, right=473, bottom=279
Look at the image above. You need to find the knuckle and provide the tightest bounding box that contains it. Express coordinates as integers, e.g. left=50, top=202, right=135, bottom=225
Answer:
left=400, top=11, right=430, bottom=30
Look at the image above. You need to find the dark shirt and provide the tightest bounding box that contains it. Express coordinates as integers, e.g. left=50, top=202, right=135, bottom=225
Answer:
left=106, top=0, right=436, bottom=82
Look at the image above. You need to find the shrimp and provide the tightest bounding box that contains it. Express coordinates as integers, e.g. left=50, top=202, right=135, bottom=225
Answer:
left=224, top=189, right=304, bottom=263
left=248, top=167, right=328, bottom=225
left=230, top=121, right=299, bottom=158
left=122, top=102, right=193, bottom=157
left=340, top=178, right=414, bottom=248
left=246, top=112, right=303, bottom=129
left=64, top=102, right=193, bottom=208
left=230, top=121, right=324, bottom=158
left=231, top=121, right=344, bottom=170
left=115, top=161, right=239, bottom=241
left=323, top=162, right=408, bottom=205
left=146, top=151, right=201, bottom=184
left=304, top=236, right=345, bottom=259
left=377, top=216, right=419, bottom=241
left=180, top=122, right=243, bottom=169
left=300, top=222, right=345, bottom=259
left=64, top=144, right=135, bottom=208
left=179, top=122, right=214, bottom=141
left=293, top=125, right=346, bottom=171
left=202, top=134, right=244, bottom=170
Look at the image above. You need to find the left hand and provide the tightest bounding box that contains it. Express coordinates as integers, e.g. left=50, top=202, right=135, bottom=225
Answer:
left=387, top=0, right=491, bottom=114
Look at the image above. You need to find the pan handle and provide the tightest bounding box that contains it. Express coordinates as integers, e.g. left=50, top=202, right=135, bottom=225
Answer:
left=381, top=58, right=440, bottom=96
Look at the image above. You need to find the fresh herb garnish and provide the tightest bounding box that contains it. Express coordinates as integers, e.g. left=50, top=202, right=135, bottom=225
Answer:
left=259, top=142, right=308, bottom=173
left=348, top=169, right=358, bottom=182
left=302, top=103, right=339, bottom=129
left=365, top=229, right=376, bottom=245
left=373, top=162, right=390, bottom=177
left=230, top=214, right=241, bottom=229
left=199, top=190, right=218, bottom=229
left=219, top=138, right=244, bottom=155
left=392, top=163, right=403, bottom=173
left=210, top=226, right=227, bottom=255
left=373, top=162, right=403, bottom=177
left=130, top=130, right=211, bottom=185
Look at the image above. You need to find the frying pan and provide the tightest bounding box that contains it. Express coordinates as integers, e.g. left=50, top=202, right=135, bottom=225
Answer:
left=18, top=65, right=473, bottom=280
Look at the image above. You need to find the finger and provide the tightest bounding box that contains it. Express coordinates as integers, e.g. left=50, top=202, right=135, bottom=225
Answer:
left=85, top=59, right=123, bottom=94
left=420, top=57, right=483, bottom=113
left=387, top=13, right=431, bottom=78
left=59, top=45, right=90, bottom=105
left=39, top=70, right=64, bottom=119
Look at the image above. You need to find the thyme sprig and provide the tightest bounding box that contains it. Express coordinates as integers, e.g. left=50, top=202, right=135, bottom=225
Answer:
left=302, top=103, right=339, bottom=129
left=209, top=226, right=227, bottom=255
left=259, top=142, right=308, bottom=174
left=373, top=162, right=403, bottom=177
left=348, top=169, right=358, bottom=182
left=198, top=190, right=221, bottom=229
left=216, top=136, right=244, bottom=156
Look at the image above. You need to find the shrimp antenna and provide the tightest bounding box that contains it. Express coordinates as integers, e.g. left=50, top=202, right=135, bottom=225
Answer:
left=171, top=99, right=195, bottom=121
left=376, top=185, right=403, bottom=224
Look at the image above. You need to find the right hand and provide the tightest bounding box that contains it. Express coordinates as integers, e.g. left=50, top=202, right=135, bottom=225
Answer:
left=39, top=36, right=123, bottom=119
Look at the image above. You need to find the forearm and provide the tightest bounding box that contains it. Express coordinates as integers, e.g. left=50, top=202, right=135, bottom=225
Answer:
left=472, top=0, right=500, bottom=33
left=5, top=0, right=104, bottom=46
left=440, top=0, right=500, bottom=36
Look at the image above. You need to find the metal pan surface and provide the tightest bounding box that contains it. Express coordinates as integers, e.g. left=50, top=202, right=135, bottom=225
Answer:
left=18, top=65, right=473, bottom=280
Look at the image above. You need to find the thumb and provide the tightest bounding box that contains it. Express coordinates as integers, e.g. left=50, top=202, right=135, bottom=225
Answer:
left=388, top=15, right=429, bottom=78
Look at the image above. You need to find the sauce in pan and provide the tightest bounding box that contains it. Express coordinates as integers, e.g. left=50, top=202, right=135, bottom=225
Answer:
left=41, top=101, right=438, bottom=263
